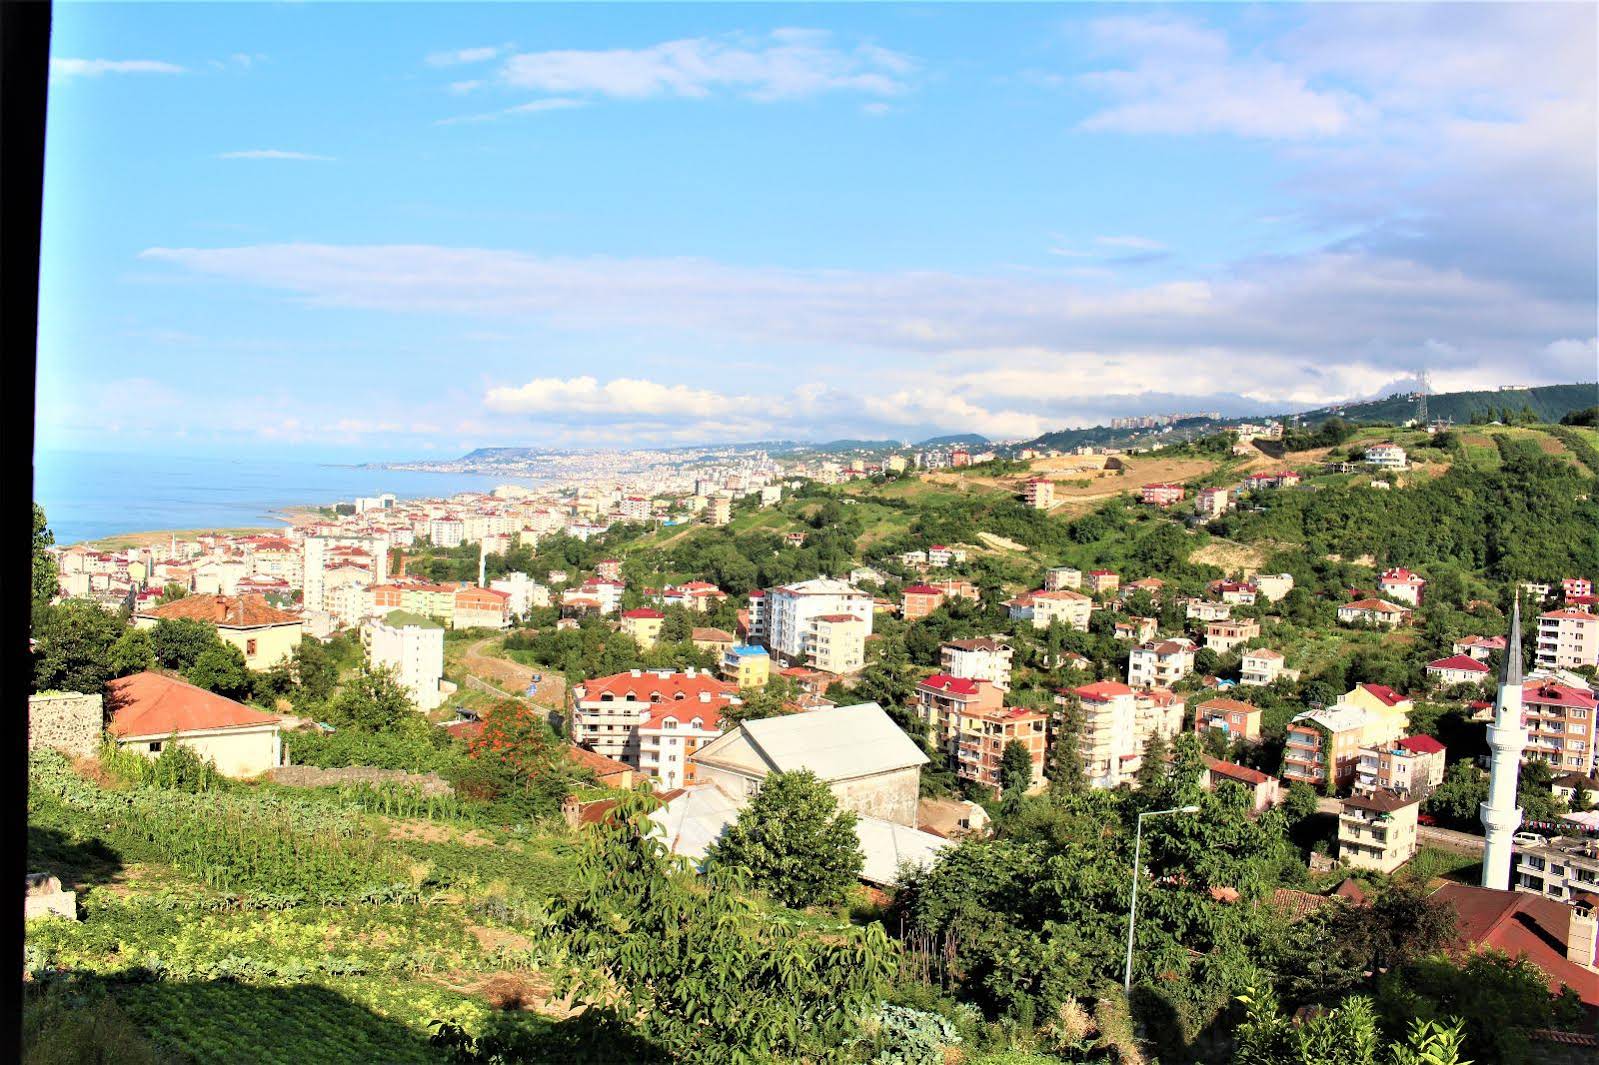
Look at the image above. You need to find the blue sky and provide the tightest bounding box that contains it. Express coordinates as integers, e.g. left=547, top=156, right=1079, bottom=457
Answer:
left=37, top=3, right=1597, bottom=460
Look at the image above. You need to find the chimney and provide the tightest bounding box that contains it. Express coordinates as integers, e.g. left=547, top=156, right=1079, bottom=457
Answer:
left=1570, top=892, right=1599, bottom=973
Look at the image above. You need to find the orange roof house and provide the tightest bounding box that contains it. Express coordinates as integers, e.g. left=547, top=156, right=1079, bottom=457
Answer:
left=106, top=671, right=283, bottom=778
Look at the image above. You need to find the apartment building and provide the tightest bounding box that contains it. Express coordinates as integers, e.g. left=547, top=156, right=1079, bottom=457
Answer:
left=1114, top=617, right=1158, bottom=643
left=1204, top=618, right=1261, bottom=653
left=619, top=496, right=651, bottom=522
left=637, top=700, right=726, bottom=790
left=902, top=584, right=947, bottom=621
left=1338, top=792, right=1420, bottom=873
left=1240, top=649, right=1286, bottom=686
left=915, top=674, right=1005, bottom=749
left=1377, top=567, right=1427, bottom=606
left=1140, top=483, right=1185, bottom=507
left=1537, top=609, right=1599, bottom=671
left=1062, top=681, right=1140, bottom=789
left=490, top=572, right=549, bottom=618
left=428, top=517, right=465, bottom=548
left=1523, top=679, right=1598, bottom=776
left=1007, top=588, right=1092, bottom=631
left=570, top=668, right=740, bottom=767
left=453, top=586, right=510, bottom=630
left=659, top=581, right=727, bottom=613
left=706, top=494, right=733, bottom=526
left=1193, top=697, right=1262, bottom=742
left=750, top=578, right=873, bottom=670
left=953, top=705, right=1048, bottom=798
left=1086, top=570, right=1120, bottom=595
left=1127, top=638, right=1196, bottom=688
left=1211, top=580, right=1258, bottom=605
left=1282, top=705, right=1369, bottom=792
left=940, top=637, right=1013, bottom=691
left=361, top=610, right=446, bottom=712
left=1245, top=470, right=1301, bottom=491
left=1363, top=443, right=1408, bottom=469
left=1354, top=735, right=1446, bottom=799
left=1195, top=486, right=1230, bottom=520
left=620, top=608, right=665, bottom=649
left=1044, top=566, right=1082, bottom=591
left=1023, top=478, right=1055, bottom=510
left=1186, top=599, right=1233, bottom=622
left=1253, top=573, right=1295, bottom=602
left=806, top=613, right=868, bottom=674
left=1514, top=836, right=1599, bottom=903
left=720, top=644, right=771, bottom=689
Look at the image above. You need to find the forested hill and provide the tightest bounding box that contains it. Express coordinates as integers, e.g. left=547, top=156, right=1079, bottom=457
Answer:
left=1019, top=382, right=1595, bottom=453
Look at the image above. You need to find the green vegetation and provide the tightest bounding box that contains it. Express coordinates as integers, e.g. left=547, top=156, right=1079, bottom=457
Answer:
left=707, top=769, right=865, bottom=908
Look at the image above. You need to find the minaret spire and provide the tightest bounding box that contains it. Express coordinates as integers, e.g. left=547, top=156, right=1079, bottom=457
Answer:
left=1480, top=596, right=1528, bottom=890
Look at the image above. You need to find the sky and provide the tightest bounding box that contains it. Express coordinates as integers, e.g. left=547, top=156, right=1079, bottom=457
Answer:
left=36, top=3, right=1598, bottom=461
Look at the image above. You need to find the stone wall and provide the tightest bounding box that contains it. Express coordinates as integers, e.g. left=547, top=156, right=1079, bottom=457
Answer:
left=830, top=765, right=921, bottom=828
left=27, top=693, right=104, bottom=759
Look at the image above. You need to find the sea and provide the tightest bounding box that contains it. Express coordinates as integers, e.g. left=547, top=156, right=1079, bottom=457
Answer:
left=35, top=450, right=549, bottom=546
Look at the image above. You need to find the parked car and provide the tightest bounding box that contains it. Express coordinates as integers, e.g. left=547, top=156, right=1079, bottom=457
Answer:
left=1512, top=831, right=1544, bottom=847
left=1417, top=813, right=1437, bottom=826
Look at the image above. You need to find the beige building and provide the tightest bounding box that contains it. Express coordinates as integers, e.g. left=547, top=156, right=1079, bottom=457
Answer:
left=107, top=671, right=283, bottom=778
left=1354, top=735, right=1446, bottom=799
left=1240, top=648, right=1287, bottom=686
left=1252, top=573, right=1295, bottom=602
left=619, top=608, right=666, bottom=649
left=134, top=594, right=303, bottom=671
left=1022, top=478, right=1054, bottom=510
left=1338, top=792, right=1419, bottom=873
left=1204, top=618, right=1260, bottom=653
left=1537, top=609, right=1599, bottom=671
left=1009, top=589, right=1092, bottom=631
left=805, top=613, right=868, bottom=674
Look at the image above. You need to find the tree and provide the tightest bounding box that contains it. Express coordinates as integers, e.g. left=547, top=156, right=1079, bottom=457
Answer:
left=1283, top=782, right=1321, bottom=824
left=463, top=699, right=587, bottom=817
left=326, top=665, right=418, bottom=732
left=150, top=618, right=221, bottom=672
left=32, top=503, right=57, bottom=606
left=107, top=628, right=156, bottom=677
left=1001, top=739, right=1034, bottom=797
left=1048, top=696, right=1086, bottom=799
left=156, top=583, right=189, bottom=605
left=723, top=675, right=800, bottom=724
left=1425, top=762, right=1487, bottom=826
left=288, top=636, right=339, bottom=705
left=708, top=769, right=864, bottom=909
left=187, top=642, right=252, bottom=700
left=1136, top=731, right=1171, bottom=792
left=1236, top=987, right=1470, bottom=1065
left=31, top=600, right=124, bottom=694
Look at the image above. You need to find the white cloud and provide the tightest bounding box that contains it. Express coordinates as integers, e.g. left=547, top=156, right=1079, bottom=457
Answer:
left=426, top=46, right=502, bottom=67
left=484, top=376, right=732, bottom=418
left=436, top=98, right=586, bottom=126
left=497, top=30, right=914, bottom=101
left=50, top=58, right=185, bottom=80
left=448, top=80, right=484, bottom=95
left=217, top=149, right=333, bottom=161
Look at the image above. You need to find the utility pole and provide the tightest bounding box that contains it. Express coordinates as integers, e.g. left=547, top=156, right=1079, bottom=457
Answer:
left=1417, top=368, right=1431, bottom=426
left=1123, top=804, right=1201, bottom=994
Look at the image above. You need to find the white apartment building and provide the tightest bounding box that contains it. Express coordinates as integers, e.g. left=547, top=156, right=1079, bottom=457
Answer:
left=1127, top=638, right=1197, bottom=688
left=940, top=637, right=1014, bottom=691
left=1060, top=681, right=1181, bottom=790
left=362, top=611, right=446, bottom=712
left=570, top=668, right=741, bottom=769
left=1023, top=478, right=1054, bottom=510
left=490, top=572, right=550, bottom=618
left=1538, top=609, right=1599, bottom=671
left=750, top=578, right=874, bottom=669
left=637, top=701, right=726, bottom=790
left=1044, top=566, right=1082, bottom=591
left=619, top=496, right=651, bottom=522
left=1240, top=649, right=1287, bottom=686
left=1364, top=443, right=1408, bottom=469
left=1008, top=589, right=1092, bottom=631
left=429, top=517, right=465, bottom=548
left=1514, top=836, right=1599, bottom=903
left=1186, top=599, right=1233, bottom=622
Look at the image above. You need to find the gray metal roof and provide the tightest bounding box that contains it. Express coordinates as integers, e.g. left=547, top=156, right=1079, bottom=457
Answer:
left=739, top=702, right=930, bottom=780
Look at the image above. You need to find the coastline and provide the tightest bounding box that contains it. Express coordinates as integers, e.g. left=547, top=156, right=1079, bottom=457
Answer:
left=75, top=509, right=319, bottom=551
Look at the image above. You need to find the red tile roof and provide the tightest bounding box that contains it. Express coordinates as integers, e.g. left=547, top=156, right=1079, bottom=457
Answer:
left=903, top=584, right=944, bottom=596
left=1432, top=883, right=1599, bottom=1007
left=1540, top=609, right=1597, bottom=622
left=918, top=674, right=983, bottom=696
left=573, top=670, right=738, bottom=706
left=1397, top=735, right=1446, bottom=755
left=137, top=593, right=299, bottom=628
left=1205, top=757, right=1273, bottom=787
left=1427, top=654, right=1491, bottom=673
left=107, top=671, right=280, bottom=738
left=1526, top=683, right=1599, bottom=711
left=621, top=608, right=665, bottom=619
left=1359, top=682, right=1409, bottom=706
left=1075, top=680, right=1135, bottom=700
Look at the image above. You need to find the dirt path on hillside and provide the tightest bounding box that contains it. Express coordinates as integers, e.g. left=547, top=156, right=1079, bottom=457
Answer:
left=463, top=636, right=566, bottom=708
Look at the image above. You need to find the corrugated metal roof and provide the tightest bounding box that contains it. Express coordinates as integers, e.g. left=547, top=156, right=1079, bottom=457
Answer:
left=739, top=703, right=929, bottom=780
left=855, top=817, right=952, bottom=886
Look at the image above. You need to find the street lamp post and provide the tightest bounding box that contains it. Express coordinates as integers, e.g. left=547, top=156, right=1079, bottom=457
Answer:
left=1123, top=804, right=1201, bottom=994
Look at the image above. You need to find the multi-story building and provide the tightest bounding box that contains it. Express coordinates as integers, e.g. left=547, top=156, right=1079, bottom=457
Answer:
left=1453, top=633, right=1507, bottom=661
left=620, top=608, right=665, bottom=649
left=902, top=584, right=947, bottom=621
left=429, top=517, right=465, bottom=548
left=1028, top=589, right=1093, bottom=631
left=637, top=700, right=726, bottom=790
left=1022, top=478, right=1055, bottom=510
left=940, top=637, right=1014, bottom=691
left=1193, top=697, right=1262, bottom=743
left=1363, top=442, right=1408, bottom=469
left=1195, top=486, right=1230, bottom=520
left=1044, top=566, right=1082, bottom=591
left=361, top=610, right=446, bottom=711
left=1564, top=577, right=1594, bottom=600
left=570, top=668, right=740, bottom=767
left=1127, top=638, right=1196, bottom=688
left=706, top=494, right=733, bottom=526
left=1282, top=704, right=1369, bottom=792
left=452, top=586, right=510, bottom=630
left=134, top=594, right=303, bottom=671
left=720, top=644, right=771, bottom=689
left=1354, top=735, right=1446, bottom=799
left=1140, top=482, right=1185, bottom=507
left=952, top=705, right=1048, bottom=798
left=1253, top=573, right=1295, bottom=602
left=1245, top=470, right=1302, bottom=491
left=915, top=674, right=1005, bottom=750
left=1239, top=648, right=1287, bottom=686
left=1377, top=567, right=1427, bottom=606
left=1203, top=758, right=1281, bottom=812
left=658, top=581, right=727, bottom=613
left=1086, top=570, right=1120, bottom=595
left=1211, top=580, right=1258, bottom=605
left=1514, top=836, right=1599, bottom=902
left=1114, top=616, right=1159, bottom=643
left=619, top=496, right=651, bottom=522
left=1186, top=599, right=1232, bottom=622
left=1537, top=609, right=1599, bottom=671
left=1523, top=678, right=1598, bottom=776
left=1204, top=618, right=1260, bottom=653
left=490, top=572, right=549, bottom=618
left=1338, top=792, right=1419, bottom=873
left=1062, top=681, right=1139, bottom=789
left=595, top=559, right=623, bottom=581
left=751, top=578, right=873, bottom=669
left=806, top=613, right=868, bottom=674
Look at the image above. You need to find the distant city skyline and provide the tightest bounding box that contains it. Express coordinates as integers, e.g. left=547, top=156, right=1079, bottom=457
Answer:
left=36, top=3, right=1596, bottom=461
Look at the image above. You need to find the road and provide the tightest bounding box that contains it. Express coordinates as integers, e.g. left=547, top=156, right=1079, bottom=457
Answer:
left=462, top=636, right=567, bottom=712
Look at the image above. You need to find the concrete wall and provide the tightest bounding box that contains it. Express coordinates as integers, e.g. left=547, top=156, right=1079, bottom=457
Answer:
left=222, top=622, right=302, bottom=670
left=28, top=693, right=103, bottom=759
left=831, top=766, right=921, bottom=827
left=119, top=724, right=282, bottom=778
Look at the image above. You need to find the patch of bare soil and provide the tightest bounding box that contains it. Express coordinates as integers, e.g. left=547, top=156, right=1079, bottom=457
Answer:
left=1190, top=539, right=1268, bottom=574
left=387, top=821, right=493, bottom=847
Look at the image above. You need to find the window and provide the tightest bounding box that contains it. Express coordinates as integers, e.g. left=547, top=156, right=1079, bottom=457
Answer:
left=149, top=741, right=163, bottom=753
left=246, top=638, right=258, bottom=656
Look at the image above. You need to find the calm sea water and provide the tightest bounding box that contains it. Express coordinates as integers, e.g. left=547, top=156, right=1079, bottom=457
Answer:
left=35, top=450, right=548, bottom=545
